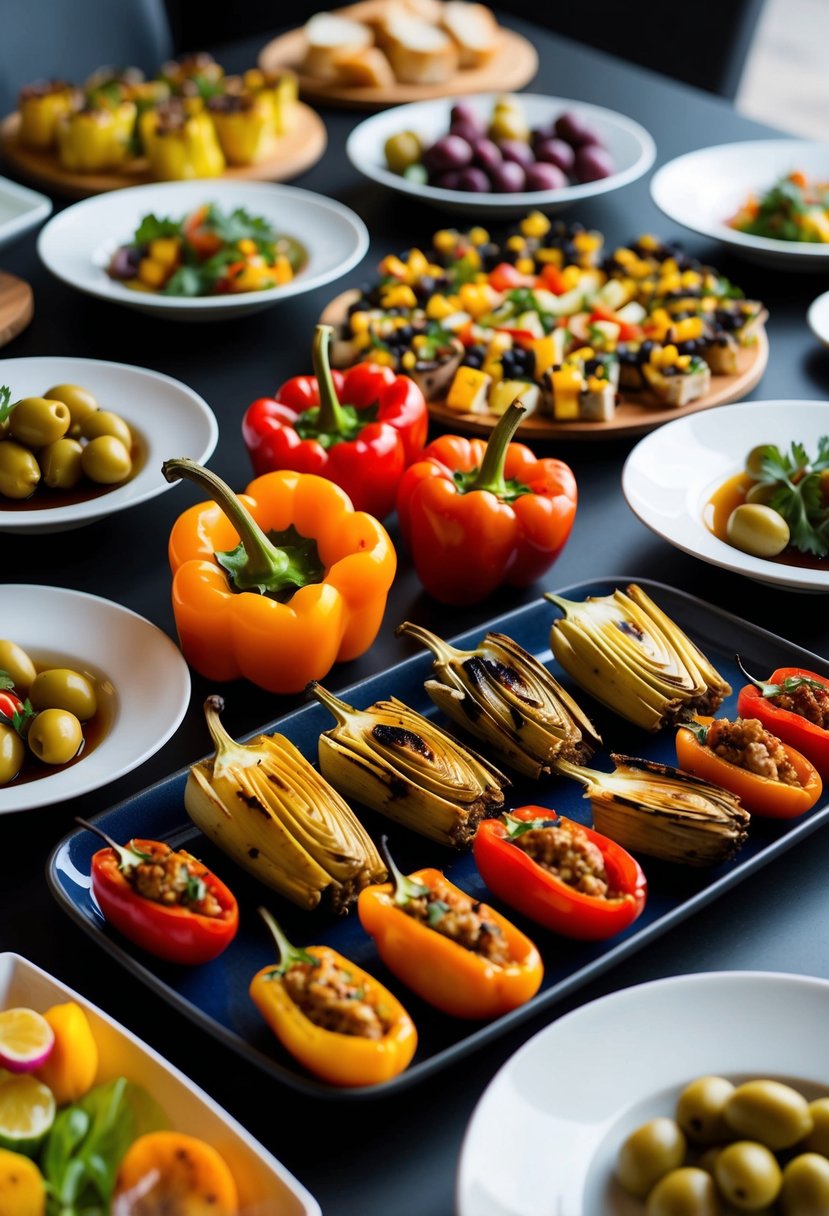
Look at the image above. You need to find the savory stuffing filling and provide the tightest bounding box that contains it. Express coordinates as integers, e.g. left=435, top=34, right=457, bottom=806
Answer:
left=513, top=821, right=618, bottom=898
left=127, top=846, right=223, bottom=917
left=404, top=886, right=511, bottom=965
left=768, top=680, right=829, bottom=729
left=283, top=955, right=388, bottom=1039
left=706, top=717, right=802, bottom=786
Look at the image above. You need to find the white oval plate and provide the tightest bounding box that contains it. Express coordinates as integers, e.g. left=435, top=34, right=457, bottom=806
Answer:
left=346, top=93, right=655, bottom=218
left=0, top=173, right=51, bottom=251
left=457, top=971, right=829, bottom=1216
left=0, top=585, right=190, bottom=814
left=621, top=399, right=829, bottom=593
left=651, top=141, right=829, bottom=270
left=37, top=179, right=369, bottom=320
left=1, top=952, right=320, bottom=1214
left=0, top=356, right=217, bottom=534
left=808, top=289, right=829, bottom=347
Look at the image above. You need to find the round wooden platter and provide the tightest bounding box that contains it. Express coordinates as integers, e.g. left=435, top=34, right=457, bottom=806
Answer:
left=320, top=288, right=770, bottom=441
left=258, top=19, right=538, bottom=110
left=0, top=271, right=34, bottom=348
left=0, top=104, right=327, bottom=200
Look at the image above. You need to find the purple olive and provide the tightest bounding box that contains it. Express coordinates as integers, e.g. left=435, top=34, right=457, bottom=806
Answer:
left=554, top=110, right=602, bottom=148
left=488, top=160, right=526, bottom=192
left=530, top=121, right=558, bottom=146
left=422, top=134, right=474, bottom=174
left=457, top=166, right=492, bottom=193
left=108, top=245, right=142, bottom=279
left=524, top=161, right=569, bottom=192
left=470, top=137, right=503, bottom=176
left=534, top=137, right=575, bottom=175
left=573, top=144, right=615, bottom=182
left=496, top=138, right=535, bottom=169
left=450, top=118, right=488, bottom=146
left=450, top=103, right=486, bottom=139
left=430, top=169, right=464, bottom=190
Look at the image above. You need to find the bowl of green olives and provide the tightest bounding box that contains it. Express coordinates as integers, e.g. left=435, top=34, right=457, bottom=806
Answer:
left=0, top=355, right=217, bottom=534
left=457, top=972, right=829, bottom=1216
left=0, top=585, right=190, bottom=813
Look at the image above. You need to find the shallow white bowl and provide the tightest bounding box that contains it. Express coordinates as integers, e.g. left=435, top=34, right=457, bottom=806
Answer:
left=651, top=140, right=829, bottom=269
left=807, top=288, right=829, bottom=347
left=621, top=399, right=829, bottom=593
left=0, top=952, right=320, bottom=1214
left=0, top=173, right=51, bottom=250
left=346, top=93, right=656, bottom=217
left=457, top=970, right=829, bottom=1216
left=0, top=585, right=191, bottom=814
left=0, top=355, right=217, bottom=534
left=37, top=179, right=369, bottom=320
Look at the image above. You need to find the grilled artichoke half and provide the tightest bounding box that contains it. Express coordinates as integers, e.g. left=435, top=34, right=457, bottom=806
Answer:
left=557, top=754, right=750, bottom=867
left=184, top=696, right=386, bottom=913
left=396, top=621, right=601, bottom=779
left=546, top=583, right=732, bottom=732
left=309, top=682, right=508, bottom=848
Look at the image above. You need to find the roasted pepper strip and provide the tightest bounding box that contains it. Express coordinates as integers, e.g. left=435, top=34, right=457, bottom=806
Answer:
left=162, top=458, right=395, bottom=693
left=242, top=325, right=428, bottom=519
left=249, top=908, right=417, bottom=1087
left=357, top=840, right=543, bottom=1019
left=473, top=806, right=647, bottom=941
left=736, top=661, right=829, bottom=780
left=79, top=821, right=238, bottom=966
left=396, top=401, right=577, bottom=604
left=675, top=716, right=822, bottom=819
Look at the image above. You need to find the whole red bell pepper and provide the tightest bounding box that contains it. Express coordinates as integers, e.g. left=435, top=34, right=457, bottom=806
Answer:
left=396, top=401, right=577, bottom=605
left=474, top=806, right=647, bottom=941
left=242, top=324, right=428, bottom=520
left=736, top=660, right=829, bottom=780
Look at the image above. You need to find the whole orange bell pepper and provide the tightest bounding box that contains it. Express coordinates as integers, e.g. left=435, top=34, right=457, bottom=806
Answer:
left=675, top=716, right=822, bottom=819
left=358, top=839, right=543, bottom=1020
left=249, top=908, right=417, bottom=1087
left=162, top=458, right=396, bottom=694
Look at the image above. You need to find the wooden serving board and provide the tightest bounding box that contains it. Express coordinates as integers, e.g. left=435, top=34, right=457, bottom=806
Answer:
left=320, top=288, right=770, bottom=441
left=0, top=104, right=327, bottom=199
left=258, top=8, right=538, bottom=110
left=0, top=271, right=33, bottom=348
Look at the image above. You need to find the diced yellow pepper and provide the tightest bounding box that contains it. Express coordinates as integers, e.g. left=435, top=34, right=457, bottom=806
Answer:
left=468, top=226, right=490, bottom=246
left=137, top=257, right=169, bottom=289
left=516, top=257, right=535, bottom=275
left=531, top=334, right=558, bottom=378
left=459, top=283, right=495, bottom=318
left=520, top=211, right=550, bottom=239
left=148, top=237, right=181, bottom=269
left=551, top=365, right=584, bottom=420
left=433, top=229, right=458, bottom=255
left=425, top=295, right=454, bottom=320
left=560, top=265, right=583, bottom=291
left=672, top=316, right=705, bottom=343
left=381, top=284, right=417, bottom=309
left=506, top=235, right=526, bottom=253
left=407, top=249, right=430, bottom=278
left=401, top=351, right=417, bottom=370
left=350, top=311, right=370, bottom=334
left=446, top=366, right=492, bottom=414
left=379, top=254, right=409, bottom=280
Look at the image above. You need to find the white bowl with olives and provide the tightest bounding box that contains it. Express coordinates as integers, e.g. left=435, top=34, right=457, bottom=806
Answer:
left=0, top=355, right=218, bottom=533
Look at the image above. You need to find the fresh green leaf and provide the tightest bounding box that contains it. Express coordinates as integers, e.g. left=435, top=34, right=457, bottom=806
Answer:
left=203, top=204, right=277, bottom=251
left=185, top=872, right=207, bottom=903
left=132, top=212, right=182, bottom=246
left=162, top=265, right=207, bottom=297
left=504, top=812, right=559, bottom=840
left=0, top=386, right=14, bottom=425
left=426, top=898, right=451, bottom=927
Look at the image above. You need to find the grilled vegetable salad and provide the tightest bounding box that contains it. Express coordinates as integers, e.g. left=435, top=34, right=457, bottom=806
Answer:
left=728, top=171, right=829, bottom=243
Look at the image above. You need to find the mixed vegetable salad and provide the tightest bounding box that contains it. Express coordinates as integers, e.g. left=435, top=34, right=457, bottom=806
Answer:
left=728, top=171, right=829, bottom=243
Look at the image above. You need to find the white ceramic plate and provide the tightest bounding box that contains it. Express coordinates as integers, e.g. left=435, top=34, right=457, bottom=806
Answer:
left=37, top=179, right=370, bottom=320
left=0, top=585, right=191, bottom=814
left=0, top=356, right=217, bottom=534
left=345, top=93, right=656, bottom=217
left=621, top=399, right=829, bottom=593
left=0, top=173, right=51, bottom=250
left=651, top=140, right=829, bottom=270
left=808, top=289, right=829, bottom=347
left=457, top=970, right=829, bottom=1216
left=0, top=952, right=320, bottom=1214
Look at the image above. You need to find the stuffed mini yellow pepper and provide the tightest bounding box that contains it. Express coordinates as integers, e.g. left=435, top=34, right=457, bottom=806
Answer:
left=18, top=80, right=77, bottom=149
left=142, top=100, right=225, bottom=180
left=207, top=92, right=275, bottom=165
left=55, top=100, right=137, bottom=172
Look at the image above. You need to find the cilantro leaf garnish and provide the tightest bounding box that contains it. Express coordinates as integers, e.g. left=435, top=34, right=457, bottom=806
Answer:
left=753, top=437, right=829, bottom=556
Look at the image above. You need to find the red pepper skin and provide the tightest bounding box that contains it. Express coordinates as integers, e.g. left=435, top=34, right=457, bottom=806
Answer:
left=737, top=668, right=829, bottom=780
left=0, top=691, right=23, bottom=720
left=242, top=363, right=428, bottom=519
left=90, top=840, right=239, bottom=965
left=396, top=434, right=577, bottom=605
left=474, top=807, right=647, bottom=941
left=588, top=306, right=643, bottom=343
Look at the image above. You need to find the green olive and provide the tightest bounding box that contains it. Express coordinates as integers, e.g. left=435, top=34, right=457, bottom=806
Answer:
left=803, top=1098, right=829, bottom=1155
left=746, top=445, right=775, bottom=479
left=715, top=1141, right=782, bottom=1210
left=384, top=130, right=423, bottom=175
left=744, top=482, right=776, bottom=506
left=677, top=1076, right=736, bottom=1144
left=0, top=723, right=25, bottom=785
left=725, top=1080, right=813, bottom=1150
left=29, top=668, right=97, bottom=721
left=43, top=383, right=99, bottom=436
left=779, top=1153, right=829, bottom=1215
left=80, top=409, right=133, bottom=447
left=0, top=641, right=36, bottom=694
left=616, top=1117, right=687, bottom=1199
left=27, top=709, right=83, bottom=765
left=80, top=435, right=132, bottom=485
left=0, top=440, right=40, bottom=500
left=39, top=438, right=84, bottom=490
left=8, top=396, right=71, bottom=447
left=645, top=1167, right=720, bottom=1216
left=726, top=503, right=790, bottom=558
left=488, top=111, right=530, bottom=142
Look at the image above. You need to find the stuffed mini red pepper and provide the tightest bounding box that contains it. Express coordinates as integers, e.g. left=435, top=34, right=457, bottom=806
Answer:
left=474, top=806, right=647, bottom=941
left=396, top=401, right=577, bottom=605
left=242, top=324, right=428, bottom=520
left=736, top=660, right=829, bottom=780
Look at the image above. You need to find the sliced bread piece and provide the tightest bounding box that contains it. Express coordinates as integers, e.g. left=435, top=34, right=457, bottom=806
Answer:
left=331, top=44, right=397, bottom=87
left=382, top=14, right=460, bottom=83
left=441, top=1, right=500, bottom=69
left=303, top=13, right=374, bottom=80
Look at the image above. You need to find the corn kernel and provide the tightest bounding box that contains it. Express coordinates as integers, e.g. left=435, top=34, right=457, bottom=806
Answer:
left=637, top=234, right=660, bottom=251
left=613, top=247, right=635, bottom=266
left=506, top=235, right=526, bottom=253
left=401, top=350, right=417, bottom=370
left=573, top=231, right=601, bottom=253
left=350, top=311, right=370, bottom=333
left=560, top=265, right=582, bottom=290
left=520, top=211, right=550, bottom=239
left=515, top=257, right=535, bottom=275
left=676, top=354, right=692, bottom=370
left=433, top=229, right=458, bottom=254
left=680, top=270, right=702, bottom=289
left=536, top=247, right=563, bottom=266
left=468, top=226, right=490, bottom=246
left=463, top=247, right=481, bottom=270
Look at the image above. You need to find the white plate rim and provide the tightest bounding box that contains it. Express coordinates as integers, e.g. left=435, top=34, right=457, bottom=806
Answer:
left=0, top=172, right=52, bottom=249
left=621, top=398, right=829, bottom=593
left=807, top=289, right=829, bottom=346
left=0, top=584, right=191, bottom=813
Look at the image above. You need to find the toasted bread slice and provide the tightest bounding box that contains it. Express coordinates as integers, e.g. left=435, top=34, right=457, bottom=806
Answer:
left=382, top=14, right=460, bottom=83
left=331, top=44, right=397, bottom=87
left=441, top=1, right=500, bottom=69
left=303, top=13, right=374, bottom=80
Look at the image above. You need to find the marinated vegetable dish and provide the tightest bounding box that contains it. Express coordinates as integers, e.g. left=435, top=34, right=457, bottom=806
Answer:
left=616, top=1073, right=829, bottom=1214
left=0, top=383, right=139, bottom=506
left=728, top=171, right=829, bottom=243
left=107, top=203, right=306, bottom=296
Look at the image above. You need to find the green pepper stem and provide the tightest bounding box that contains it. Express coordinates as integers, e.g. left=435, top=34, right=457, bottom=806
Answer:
left=467, top=400, right=527, bottom=495
left=306, top=681, right=357, bottom=727
left=259, top=906, right=318, bottom=974
left=312, top=324, right=350, bottom=437
left=75, top=817, right=149, bottom=871
left=378, top=835, right=430, bottom=907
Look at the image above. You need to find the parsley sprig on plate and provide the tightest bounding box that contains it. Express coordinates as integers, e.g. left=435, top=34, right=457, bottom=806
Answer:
left=752, top=437, right=829, bottom=556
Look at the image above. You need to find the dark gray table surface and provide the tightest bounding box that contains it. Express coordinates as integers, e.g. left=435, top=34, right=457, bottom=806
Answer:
left=2, top=16, right=829, bottom=1216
